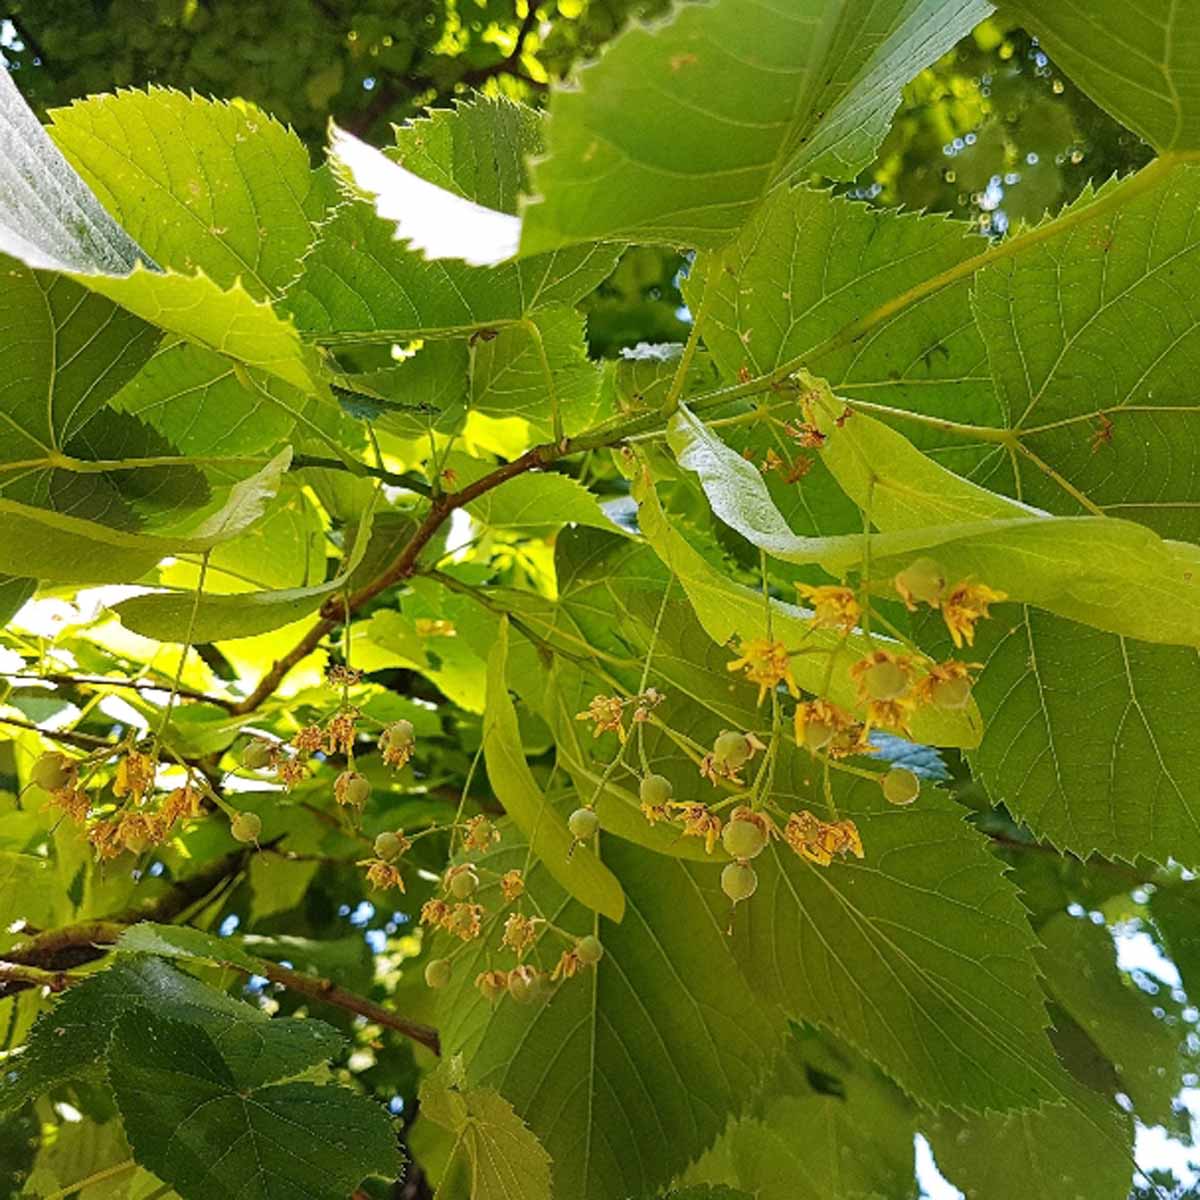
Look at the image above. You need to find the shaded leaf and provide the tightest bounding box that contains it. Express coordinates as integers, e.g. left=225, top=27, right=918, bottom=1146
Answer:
left=0, top=449, right=289, bottom=583
left=110, top=1011, right=399, bottom=1200
left=285, top=99, right=619, bottom=343
left=1036, top=912, right=1182, bottom=1127
left=729, top=769, right=1069, bottom=1112
left=929, top=1076, right=1134, bottom=1200
left=113, top=498, right=373, bottom=641
left=1, top=956, right=341, bottom=1113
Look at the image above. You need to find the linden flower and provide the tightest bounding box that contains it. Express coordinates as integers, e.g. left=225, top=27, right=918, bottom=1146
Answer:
left=420, top=898, right=451, bottom=928
left=793, top=698, right=858, bottom=754
left=551, top=948, right=583, bottom=982
left=325, top=709, right=358, bottom=755
left=475, top=969, right=509, bottom=1003
left=500, top=869, right=525, bottom=902
left=783, top=810, right=864, bottom=867
left=445, top=902, right=485, bottom=942
left=864, top=696, right=915, bottom=737
left=87, top=820, right=123, bottom=861
left=115, top=811, right=166, bottom=854
left=669, top=802, right=723, bottom=854
left=326, top=664, right=363, bottom=688
left=727, top=639, right=799, bottom=705
left=576, top=694, right=627, bottom=742
left=361, top=859, right=406, bottom=892
left=913, top=660, right=979, bottom=709
left=942, top=581, right=1007, bottom=648
left=700, top=730, right=767, bottom=786
left=630, top=687, right=665, bottom=724
left=160, top=785, right=202, bottom=827
left=45, top=785, right=90, bottom=824
left=114, top=751, right=155, bottom=801
left=462, top=815, right=499, bottom=853
left=796, top=584, right=860, bottom=634
left=292, top=724, right=324, bottom=753
left=276, top=757, right=309, bottom=790
left=760, top=447, right=785, bottom=474
left=640, top=797, right=670, bottom=825
left=849, top=649, right=916, bottom=704
left=502, top=912, right=544, bottom=957
left=784, top=420, right=827, bottom=449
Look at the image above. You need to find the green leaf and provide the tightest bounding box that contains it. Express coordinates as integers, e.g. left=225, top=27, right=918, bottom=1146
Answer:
left=286, top=197, right=618, bottom=345
left=972, top=164, right=1200, bottom=538
left=84, top=266, right=326, bottom=397
left=466, top=469, right=617, bottom=535
left=48, top=88, right=329, bottom=297
left=0, top=575, right=35, bottom=624
left=928, top=1077, right=1135, bottom=1200
left=664, top=1189, right=753, bottom=1200
left=50, top=409, right=212, bottom=528
left=111, top=339, right=297, bottom=457
left=941, top=164, right=1200, bottom=864
left=484, top=616, right=625, bottom=921
left=1035, top=912, right=1182, bottom=1126
left=24, top=1118, right=174, bottom=1200
left=470, top=308, right=606, bottom=438
left=0, top=66, right=148, bottom=273
left=544, top=656, right=718, bottom=861
left=953, top=609, right=1200, bottom=866
left=729, top=770, right=1068, bottom=1112
left=1, top=955, right=342, bottom=1113
left=729, top=1091, right=912, bottom=1198
left=342, top=339, right=470, bottom=438
left=112, top=495, right=373, bottom=641
left=435, top=837, right=783, bottom=1200
left=419, top=1061, right=552, bottom=1200
left=520, top=0, right=990, bottom=251
left=0, top=448, right=289, bottom=583
left=682, top=184, right=998, bottom=458
left=286, top=99, right=619, bottom=343
left=687, top=1029, right=918, bottom=1200
left=0, top=71, right=326, bottom=398
left=110, top=1010, right=399, bottom=1200
left=1004, top=2, right=1200, bottom=152
left=0, top=258, right=158, bottom=468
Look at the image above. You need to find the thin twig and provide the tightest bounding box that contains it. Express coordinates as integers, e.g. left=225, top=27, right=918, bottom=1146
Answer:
left=1, top=671, right=237, bottom=711
left=0, top=961, right=79, bottom=992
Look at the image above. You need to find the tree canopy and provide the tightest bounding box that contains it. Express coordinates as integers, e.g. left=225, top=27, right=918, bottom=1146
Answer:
left=2, top=3, right=1199, bottom=1199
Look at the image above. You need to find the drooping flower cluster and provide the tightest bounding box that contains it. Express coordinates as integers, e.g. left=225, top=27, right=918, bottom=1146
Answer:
left=575, top=688, right=664, bottom=743
left=726, top=639, right=798, bottom=705
left=783, top=810, right=864, bottom=867
left=34, top=748, right=206, bottom=862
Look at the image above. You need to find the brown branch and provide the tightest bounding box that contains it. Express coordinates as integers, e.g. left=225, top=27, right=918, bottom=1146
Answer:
left=1, top=848, right=440, bottom=1053
left=255, top=960, right=439, bottom=1055
left=231, top=447, right=545, bottom=714
left=0, top=715, right=122, bottom=752
left=0, top=961, right=80, bottom=992
left=2, top=672, right=236, bottom=712
left=2, top=845, right=253, bottom=985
